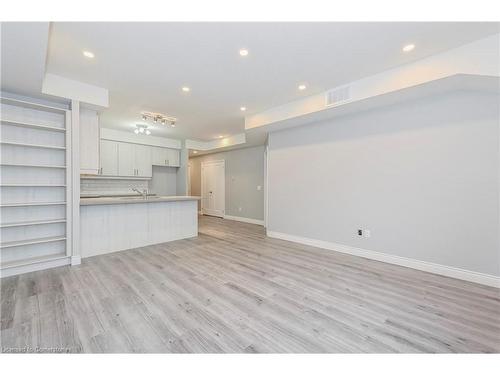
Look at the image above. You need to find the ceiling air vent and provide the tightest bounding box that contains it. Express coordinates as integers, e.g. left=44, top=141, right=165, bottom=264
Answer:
left=325, top=86, right=351, bottom=107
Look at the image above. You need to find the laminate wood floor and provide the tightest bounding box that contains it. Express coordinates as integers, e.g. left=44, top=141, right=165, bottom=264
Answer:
left=1, top=216, right=499, bottom=353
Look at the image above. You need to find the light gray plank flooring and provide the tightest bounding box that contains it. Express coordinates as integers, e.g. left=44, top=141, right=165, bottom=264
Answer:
left=1, top=215, right=499, bottom=353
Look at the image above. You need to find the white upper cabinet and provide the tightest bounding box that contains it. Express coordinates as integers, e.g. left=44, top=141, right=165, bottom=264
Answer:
left=151, top=146, right=168, bottom=166
left=98, top=139, right=179, bottom=177
left=117, top=142, right=135, bottom=177
left=167, top=148, right=180, bottom=167
left=80, top=109, right=100, bottom=174
left=152, top=146, right=180, bottom=167
left=100, top=140, right=119, bottom=176
left=134, top=144, right=152, bottom=177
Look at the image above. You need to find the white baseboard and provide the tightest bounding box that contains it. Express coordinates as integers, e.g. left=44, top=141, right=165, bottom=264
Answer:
left=224, top=215, right=265, bottom=226
left=0, top=256, right=71, bottom=278
left=71, top=255, right=82, bottom=266
left=266, top=231, right=500, bottom=288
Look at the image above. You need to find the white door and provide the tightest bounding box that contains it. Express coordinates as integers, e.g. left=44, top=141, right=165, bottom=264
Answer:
left=201, top=160, right=225, bottom=217
left=100, top=140, right=118, bottom=176
left=118, top=142, right=135, bottom=176
left=134, top=144, right=152, bottom=177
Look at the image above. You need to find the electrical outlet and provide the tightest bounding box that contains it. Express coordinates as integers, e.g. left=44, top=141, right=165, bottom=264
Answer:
left=238, top=207, right=242, bottom=212
left=257, top=185, right=262, bottom=191
left=364, top=230, right=371, bottom=238
left=358, top=229, right=362, bottom=236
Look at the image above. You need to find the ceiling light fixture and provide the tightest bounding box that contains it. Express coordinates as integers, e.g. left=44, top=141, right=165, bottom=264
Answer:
left=240, top=106, right=246, bottom=111
left=218, top=135, right=224, bottom=139
left=402, top=44, right=415, bottom=52
left=141, top=112, right=177, bottom=127
left=182, top=87, right=190, bottom=92
left=134, top=124, right=151, bottom=135
left=298, top=84, right=307, bottom=91
left=193, top=151, right=198, bottom=154
left=82, top=50, right=95, bottom=59
left=239, top=48, right=249, bottom=56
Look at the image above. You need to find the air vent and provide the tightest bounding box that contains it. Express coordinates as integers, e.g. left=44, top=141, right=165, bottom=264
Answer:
left=325, top=86, right=351, bottom=107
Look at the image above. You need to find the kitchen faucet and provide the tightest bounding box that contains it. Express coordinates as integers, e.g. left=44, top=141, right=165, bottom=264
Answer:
left=132, top=187, right=148, bottom=198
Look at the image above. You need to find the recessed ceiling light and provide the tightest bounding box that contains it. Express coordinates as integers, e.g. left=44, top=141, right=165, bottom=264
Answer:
left=239, top=49, right=249, bottom=56
left=240, top=106, right=246, bottom=111
left=218, top=135, right=224, bottom=139
left=82, top=50, right=95, bottom=59
left=193, top=150, right=198, bottom=154
left=298, top=84, right=307, bottom=91
left=402, top=44, right=415, bottom=52
left=182, top=87, right=190, bottom=92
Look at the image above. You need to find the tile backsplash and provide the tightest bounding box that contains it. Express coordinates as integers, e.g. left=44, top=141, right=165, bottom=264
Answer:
left=81, top=178, right=149, bottom=197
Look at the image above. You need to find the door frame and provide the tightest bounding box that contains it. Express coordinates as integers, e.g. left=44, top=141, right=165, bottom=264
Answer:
left=201, top=159, right=225, bottom=217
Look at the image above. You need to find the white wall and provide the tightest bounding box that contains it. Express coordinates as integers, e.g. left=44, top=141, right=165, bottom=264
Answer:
left=267, top=91, right=499, bottom=278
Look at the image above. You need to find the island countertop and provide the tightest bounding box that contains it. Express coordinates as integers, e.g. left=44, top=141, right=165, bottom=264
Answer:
left=80, top=195, right=201, bottom=206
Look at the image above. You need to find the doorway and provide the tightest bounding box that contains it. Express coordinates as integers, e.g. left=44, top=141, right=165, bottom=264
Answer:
left=201, top=160, right=225, bottom=217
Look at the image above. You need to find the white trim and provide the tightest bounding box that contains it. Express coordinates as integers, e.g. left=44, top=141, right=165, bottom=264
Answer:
left=71, top=255, right=82, bottom=266
left=224, top=215, right=264, bottom=226
left=186, top=133, right=246, bottom=152
left=266, top=231, right=500, bottom=288
left=0, top=256, right=71, bottom=278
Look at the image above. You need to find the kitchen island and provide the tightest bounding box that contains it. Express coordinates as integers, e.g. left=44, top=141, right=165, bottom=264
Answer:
left=80, top=196, right=200, bottom=258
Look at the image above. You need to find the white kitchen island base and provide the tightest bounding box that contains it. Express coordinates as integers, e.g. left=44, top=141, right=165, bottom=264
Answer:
left=80, top=197, right=199, bottom=258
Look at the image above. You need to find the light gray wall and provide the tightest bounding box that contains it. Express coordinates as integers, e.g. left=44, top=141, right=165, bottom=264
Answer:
left=267, top=91, right=499, bottom=276
left=190, top=146, right=265, bottom=220
left=149, top=166, right=177, bottom=196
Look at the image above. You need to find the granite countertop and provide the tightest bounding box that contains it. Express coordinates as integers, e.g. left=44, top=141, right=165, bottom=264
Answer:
left=80, top=195, right=201, bottom=206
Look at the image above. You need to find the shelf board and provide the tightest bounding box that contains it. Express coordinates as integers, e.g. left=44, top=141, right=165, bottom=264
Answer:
left=0, top=201, right=66, bottom=207
left=0, top=163, right=66, bottom=169
left=1, top=97, right=68, bottom=114
left=0, top=141, right=66, bottom=150
left=1, top=254, right=69, bottom=270
left=0, top=219, right=66, bottom=228
left=0, top=184, right=66, bottom=187
left=0, top=235, right=66, bottom=249
left=0, top=119, right=66, bottom=132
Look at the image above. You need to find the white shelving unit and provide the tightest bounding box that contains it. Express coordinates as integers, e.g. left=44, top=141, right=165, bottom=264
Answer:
left=0, top=96, right=72, bottom=276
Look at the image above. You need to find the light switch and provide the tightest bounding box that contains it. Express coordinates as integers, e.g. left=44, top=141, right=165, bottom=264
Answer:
left=257, top=185, right=262, bottom=191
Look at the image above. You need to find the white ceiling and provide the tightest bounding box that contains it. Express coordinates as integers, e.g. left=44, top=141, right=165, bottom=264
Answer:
left=3, top=22, right=499, bottom=141
left=1, top=22, right=51, bottom=97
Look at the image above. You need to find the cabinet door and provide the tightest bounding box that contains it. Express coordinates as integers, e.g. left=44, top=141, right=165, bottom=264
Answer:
left=118, top=142, right=135, bottom=176
left=80, top=109, right=100, bottom=174
left=100, top=140, right=118, bottom=176
left=134, top=144, right=152, bottom=177
left=167, top=148, right=180, bottom=167
left=151, top=146, right=168, bottom=166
